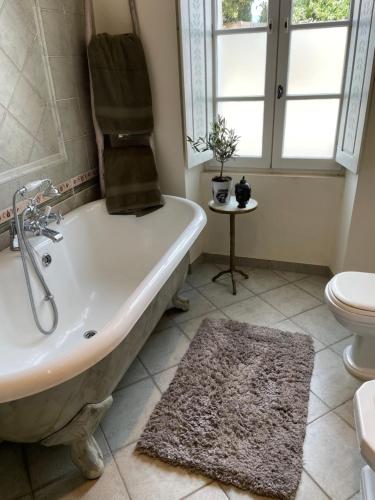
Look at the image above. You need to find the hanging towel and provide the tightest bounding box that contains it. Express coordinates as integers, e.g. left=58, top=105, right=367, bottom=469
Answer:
left=104, top=145, right=164, bottom=216
left=88, top=33, right=153, bottom=135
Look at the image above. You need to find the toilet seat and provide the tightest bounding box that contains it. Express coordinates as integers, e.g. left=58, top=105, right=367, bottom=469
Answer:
left=331, top=272, right=375, bottom=312
left=326, top=272, right=375, bottom=320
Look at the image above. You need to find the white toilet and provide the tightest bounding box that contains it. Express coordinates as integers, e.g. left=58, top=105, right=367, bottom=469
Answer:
left=355, top=381, right=375, bottom=500
left=325, top=272, right=375, bottom=380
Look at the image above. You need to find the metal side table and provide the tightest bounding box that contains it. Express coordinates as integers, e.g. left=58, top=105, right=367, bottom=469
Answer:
left=208, top=196, right=258, bottom=295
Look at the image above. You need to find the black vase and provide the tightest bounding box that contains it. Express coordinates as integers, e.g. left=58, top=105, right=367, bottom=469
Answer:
left=235, top=176, right=251, bottom=208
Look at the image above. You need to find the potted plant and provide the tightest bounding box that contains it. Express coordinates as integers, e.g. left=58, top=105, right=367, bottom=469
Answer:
left=187, top=115, right=240, bottom=204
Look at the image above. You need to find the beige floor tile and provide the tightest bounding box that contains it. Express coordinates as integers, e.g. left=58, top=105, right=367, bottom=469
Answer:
left=335, top=399, right=355, bottom=428
left=241, top=268, right=288, bottom=294
left=115, top=357, right=148, bottom=391
left=260, top=284, right=320, bottom=317
left=154, top=313, right=175, bottom=332
left=349, top=492, right=362, bottom=500
left=187, top=262, right=221, bottom=287
left=293, top=304, right=352, bottom=346
left=34, top=454, right=130, bottom=500
left=115, top=443, right=209, bottom=500
left=185, top=482, right=228, bottom=499
left=295, top=275, right=329, bottom=301
left=138, top=326, right=190, bottom=374
left=26, top=427, right=110, bottom=491
left=0, top=442, right=31, bottom=500
left=223, top=296, right=286, bottom=327
left=199, top=280, right=253, bottom=309
left=179, top=310, right=229, bottom=340
left=273, top=319, right=325, bottom=352
left=222, top=471, right=327, bottom=499
left=169, top=289, right=217, bottom=323
left=273, top=270, right=308, bottom=282
left=307, top=392, right=330, bottom=424
left=310, top=349, right=362, bottom=408
left=331, top=336, right=354, bottom=356
left=101, top=378, right=160, bottom=452
left=303, top=412, right=362, bottom=500
left=153, top=366, right=178, bottom=393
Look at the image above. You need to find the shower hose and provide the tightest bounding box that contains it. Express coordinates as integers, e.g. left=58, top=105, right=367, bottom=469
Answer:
left=13, top=192, right=58, bottom=334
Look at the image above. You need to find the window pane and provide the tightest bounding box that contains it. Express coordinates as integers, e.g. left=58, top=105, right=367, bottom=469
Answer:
left=292, top=0, right=351, bottom=24
left=282, top=99, right=340, bottom=158
left=218, top=101, right=264, bottom=156
left=217, top=33, right=267, bottom=97
left=217, top=0, right=268, bottom=29
left=287, top=27, right=347, bottom=95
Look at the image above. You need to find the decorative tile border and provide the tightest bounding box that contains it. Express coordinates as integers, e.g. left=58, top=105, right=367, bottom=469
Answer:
left=0, top=169, right=98, bottom=225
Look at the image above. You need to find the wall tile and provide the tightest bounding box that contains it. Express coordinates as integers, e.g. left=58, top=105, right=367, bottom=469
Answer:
left=65, top=137, right=89, bottom=178
left=0, top=49, right=20, bottom=108
left=49, top=56, right=76, bottom=99
left=37, top=108, right=61, bottom=155
left=38, top=0, right=62, bottom=11
left=62, top=0, right=84, bottom=15
left=8, top=77, right=45, bottom=136
left=41, top=9, right=68, bottom=56
left=22, top=38, right=48, bottom=98
left=65, top=12, right=85, bottom=56
left=0, top=113, right=34, bottom=166
left=57, top=98, right=84, bottom=141
left=0, top=0, right=36, bottom=70
left=0, top=0, right=98, bottom=220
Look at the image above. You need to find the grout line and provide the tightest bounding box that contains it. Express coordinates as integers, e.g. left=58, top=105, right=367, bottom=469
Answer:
left=179, top=481, right=215, bottom=499
left=99, top=425, right=133, bottom=500
left=302, top=468, right=332, bottom=499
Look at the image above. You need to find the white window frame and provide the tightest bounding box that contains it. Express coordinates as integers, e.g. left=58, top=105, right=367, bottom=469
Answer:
left=208, top=0, right=354, bottom=172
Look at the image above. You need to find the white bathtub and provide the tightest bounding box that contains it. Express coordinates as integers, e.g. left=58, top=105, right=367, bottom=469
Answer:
left=0, top=194, right=206, bottom=477
left=0, top=195, right=205, bottom=403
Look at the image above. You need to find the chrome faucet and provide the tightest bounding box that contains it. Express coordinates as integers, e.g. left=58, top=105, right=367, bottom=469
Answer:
left=10, top=180, right=63, bottom=251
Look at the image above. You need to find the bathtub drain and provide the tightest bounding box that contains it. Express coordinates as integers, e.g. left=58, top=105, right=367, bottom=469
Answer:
left=83, top=330, right=98, bottom=339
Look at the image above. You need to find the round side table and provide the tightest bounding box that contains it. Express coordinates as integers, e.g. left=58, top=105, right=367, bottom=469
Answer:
left=208, top=196, right=258, bottom=295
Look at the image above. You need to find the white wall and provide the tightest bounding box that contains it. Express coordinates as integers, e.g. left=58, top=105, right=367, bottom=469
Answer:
left=201, top=172, right=344, bottom=266
left=332, top=86, right=375, bottom=273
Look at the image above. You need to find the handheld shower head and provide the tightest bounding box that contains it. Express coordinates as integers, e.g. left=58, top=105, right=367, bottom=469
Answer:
left=21, top=179, right=60, bottom=198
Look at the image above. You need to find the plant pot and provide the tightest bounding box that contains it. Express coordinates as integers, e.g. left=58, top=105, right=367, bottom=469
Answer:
left=212, top=176, right=232, bottom=205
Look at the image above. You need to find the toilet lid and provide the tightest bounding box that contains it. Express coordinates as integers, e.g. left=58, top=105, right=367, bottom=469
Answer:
left=331, top=272, right=375, bottom=312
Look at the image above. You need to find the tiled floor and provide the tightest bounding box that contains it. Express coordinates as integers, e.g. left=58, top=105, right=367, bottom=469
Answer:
left=0, top=262, right=365, bottom=500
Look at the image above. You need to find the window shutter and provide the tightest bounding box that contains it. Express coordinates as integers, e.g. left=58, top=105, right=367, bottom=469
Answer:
left=178, top=0, right=213, bottom=168
left=336, top=0, right=375, bottom=173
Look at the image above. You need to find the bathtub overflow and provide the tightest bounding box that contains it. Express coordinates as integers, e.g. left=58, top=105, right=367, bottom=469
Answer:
left=84, top=330, right=98, bottom=339
left=41, top=253, right=52, bottom=267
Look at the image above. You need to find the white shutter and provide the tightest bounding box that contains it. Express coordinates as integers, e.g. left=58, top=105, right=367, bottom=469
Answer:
left=178, top=0, right=214, bottom=168
left=336, top=0, right=375, bottom=173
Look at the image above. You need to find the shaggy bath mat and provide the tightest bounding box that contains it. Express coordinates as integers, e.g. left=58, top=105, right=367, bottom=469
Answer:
left=136, top=319, right=314, bottom=500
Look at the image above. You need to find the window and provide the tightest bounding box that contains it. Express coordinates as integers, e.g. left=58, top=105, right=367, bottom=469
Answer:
left=214, top=0, right=352, bottom=170
left=178, top=0, right=375, bottom=173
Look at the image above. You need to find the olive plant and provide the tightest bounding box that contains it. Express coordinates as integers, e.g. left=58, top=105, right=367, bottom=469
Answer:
left=187, top=115, right=240, bottom=179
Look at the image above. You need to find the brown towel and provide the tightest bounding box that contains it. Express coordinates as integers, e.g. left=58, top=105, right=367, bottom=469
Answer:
left=88, top=33, right=153, bottom=135
left=104, top=145, right=164, bottom=216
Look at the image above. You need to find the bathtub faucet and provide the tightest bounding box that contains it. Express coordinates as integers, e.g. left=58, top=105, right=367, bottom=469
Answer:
left=10, top=180, right=63, bottom=252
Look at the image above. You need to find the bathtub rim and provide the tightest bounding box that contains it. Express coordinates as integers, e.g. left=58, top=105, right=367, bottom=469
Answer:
left=0, top=195, right=206, bottom=403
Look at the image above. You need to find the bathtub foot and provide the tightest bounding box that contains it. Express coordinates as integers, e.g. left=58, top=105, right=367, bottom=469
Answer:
left=172, top=293, right=190, bottom=312
left=41, top=396, right=113, bottom=479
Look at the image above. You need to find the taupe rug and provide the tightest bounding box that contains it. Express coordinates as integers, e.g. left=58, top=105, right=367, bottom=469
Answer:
left=137, top=319, right=314, bottom=500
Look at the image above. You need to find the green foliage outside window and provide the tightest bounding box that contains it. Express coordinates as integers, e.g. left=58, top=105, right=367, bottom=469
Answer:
left=292, top=0, right=351, bottom=23
left=221, top=0, right=351, bottom=26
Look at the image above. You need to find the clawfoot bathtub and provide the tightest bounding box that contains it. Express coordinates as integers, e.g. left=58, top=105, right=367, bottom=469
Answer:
left=0, top=195, right=206, bottom=478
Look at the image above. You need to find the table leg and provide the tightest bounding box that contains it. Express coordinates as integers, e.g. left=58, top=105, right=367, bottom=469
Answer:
left=230, top=214, right=236, bottom=295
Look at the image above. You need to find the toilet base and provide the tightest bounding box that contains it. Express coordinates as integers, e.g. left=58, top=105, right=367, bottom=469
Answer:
left=361, top=465, right=375, bottom=500
left=344, top=343, right=375, bottom=381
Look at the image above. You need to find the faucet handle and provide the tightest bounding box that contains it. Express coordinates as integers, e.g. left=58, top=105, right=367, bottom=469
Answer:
left=55, top=210, right=63, bottom=224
